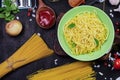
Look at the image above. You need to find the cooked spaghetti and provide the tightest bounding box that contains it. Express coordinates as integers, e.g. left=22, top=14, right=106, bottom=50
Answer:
left=64, top=12, right=108, bottom=55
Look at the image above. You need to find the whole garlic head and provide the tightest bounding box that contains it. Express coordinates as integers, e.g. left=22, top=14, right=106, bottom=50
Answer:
left=109, top=0, right=120, bottom=5
left=114, top=5, right=120, bottom=12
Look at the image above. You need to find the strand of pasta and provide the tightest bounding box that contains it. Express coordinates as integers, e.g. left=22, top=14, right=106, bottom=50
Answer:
left=9, top=34, right=37, bottom=59
left=64, top=11, right=108, bottom=55
left=28, top=62, right=95, bottom=80
left=45, top=66, right=94, bottom=80
left=0, top=33, right=53, bottom=78
left=7, top=34, right=44, bottom=67
left=13, top=34, right=52, bottom=68
left=31, top=62, right=91, bottom=78
left=66, top=67, right=95, bottom=80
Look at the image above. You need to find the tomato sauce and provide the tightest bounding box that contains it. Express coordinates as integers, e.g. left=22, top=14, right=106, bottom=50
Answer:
left=38, top=9, right=55, bottom=28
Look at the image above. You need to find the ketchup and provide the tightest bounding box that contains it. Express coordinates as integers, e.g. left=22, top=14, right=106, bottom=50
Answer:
left=38, top=9, right=55, bottom=28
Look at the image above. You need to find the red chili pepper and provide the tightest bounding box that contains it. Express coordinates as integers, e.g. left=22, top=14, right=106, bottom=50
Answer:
left=115, top=21, right=120, bottom=26
left=27, top=8, right=32, bottom=17
left=104, top=62, right=108, bottom=66
left=114, top=58, right=120, bottom=70
left=114, top=53, right=119, bottom=59
left=116, top=29, right=120, bottom=35
left=27, top=12, right=31, bottom=17
left=28, top=8, right=32, bottom=12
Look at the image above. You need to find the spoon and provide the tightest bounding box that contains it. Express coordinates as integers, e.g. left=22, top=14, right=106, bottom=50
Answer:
left=88, top=0, right=105, bottom=5
left=54, top=13, right=67, bottom=56
left=33, top=0, right=37, bottom=8
left=36, top=0, right=56, bottom=29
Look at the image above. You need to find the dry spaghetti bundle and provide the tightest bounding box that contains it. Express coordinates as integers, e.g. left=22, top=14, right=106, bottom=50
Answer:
left=28, top=62, right=96, bottom=80
left=0, top=33, right=53, bottom=78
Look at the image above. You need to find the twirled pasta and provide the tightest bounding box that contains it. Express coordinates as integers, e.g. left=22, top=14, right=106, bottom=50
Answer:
left=64, top=12, right=108, bottom=55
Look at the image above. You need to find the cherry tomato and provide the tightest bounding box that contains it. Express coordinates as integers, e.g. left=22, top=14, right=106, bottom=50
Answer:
left=114, top=58, right=120, bottom=70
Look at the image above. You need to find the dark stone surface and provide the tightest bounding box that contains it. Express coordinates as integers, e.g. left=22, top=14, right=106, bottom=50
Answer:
left=0, top=0, right=120, bottom=80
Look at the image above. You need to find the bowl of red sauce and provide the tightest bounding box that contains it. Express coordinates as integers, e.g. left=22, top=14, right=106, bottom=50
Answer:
left=36, top=0, right=56, bottom=29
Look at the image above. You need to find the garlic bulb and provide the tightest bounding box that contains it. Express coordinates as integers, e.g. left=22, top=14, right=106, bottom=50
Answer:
left=109, top=0, right=120, bottom=6
left=114, top=5, right=120, bottom=12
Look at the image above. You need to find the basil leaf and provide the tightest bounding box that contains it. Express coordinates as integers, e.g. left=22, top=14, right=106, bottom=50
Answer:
left=6, top=7, right=12, bottom=11
left=0, top=0, right=19, bottom=21
left=94, top=38, right=99, bottom=47
left=13, top=9, right=19, bottom=13
left=68, top=23, right=75, bottom=29
left=0, top=14, right=5, bottom=18
left=12, top=10, right=19, bottom=14
left=5, top=12, right=10, bottom=17
left=3, top=0, right=12, bottom=7
left=5, top=14, right=15, bottom=21
left=72, top=42, right=76, bottom=48
left=10, top=4, right=17, bottom=10
left=0, top=8, right=5, bottom=11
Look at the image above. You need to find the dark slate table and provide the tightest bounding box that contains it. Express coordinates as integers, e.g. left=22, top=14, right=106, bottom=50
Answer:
left=0, top=0, right=120, bottom=80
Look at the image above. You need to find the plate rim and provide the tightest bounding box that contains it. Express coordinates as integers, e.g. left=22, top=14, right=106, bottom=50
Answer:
left=57, top=5, right=115, bottom=61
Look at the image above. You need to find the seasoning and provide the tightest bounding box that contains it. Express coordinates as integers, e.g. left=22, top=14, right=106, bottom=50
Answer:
left=98, top=72, right=104, bottom=76
left=27, top=12, right=31, bottom=16
left=38, top=9, right=55, bottom=28
left=113, top=58, right=120, bottom=70
left=54, top=59, right=58, bottom=65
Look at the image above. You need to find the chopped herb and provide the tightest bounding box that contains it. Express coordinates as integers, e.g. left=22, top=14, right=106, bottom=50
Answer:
left=94, top=38, right=99, bottom=47
left=72, top=42, right=76, bottom=48
left=0, top=0, right=19, bottom=21
left=68, top=23, right=75, bottom=29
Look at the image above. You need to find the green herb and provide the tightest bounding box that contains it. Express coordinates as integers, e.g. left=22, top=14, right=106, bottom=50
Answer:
left=68, top=23, right=75, bottom=29
left=71, top=42, right=76, bottom=48
left=94, top=38, right=99, bottom=47
left=0, top=0, right=19, bottom=21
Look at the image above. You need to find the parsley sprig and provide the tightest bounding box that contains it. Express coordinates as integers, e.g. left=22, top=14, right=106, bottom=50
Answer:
left=0, top=0, right=19, bottom=21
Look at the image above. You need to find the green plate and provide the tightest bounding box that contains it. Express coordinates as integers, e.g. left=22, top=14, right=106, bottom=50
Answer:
left=57, top=5, right=115, bottom=61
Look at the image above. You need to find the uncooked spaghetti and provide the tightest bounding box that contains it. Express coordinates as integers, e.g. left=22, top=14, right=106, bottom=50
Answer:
left=0, top=33, right=53, bottom=78
left=28, top=62, right=96, bottom=80
left=64, top=11, right=108, bottom=55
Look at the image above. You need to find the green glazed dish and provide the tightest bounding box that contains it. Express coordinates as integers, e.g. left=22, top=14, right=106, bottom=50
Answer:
left=57, top=5, right=115, bottom=61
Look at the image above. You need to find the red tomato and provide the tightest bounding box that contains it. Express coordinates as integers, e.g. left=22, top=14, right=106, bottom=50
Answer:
left=114, top=59, right=120, bottom=70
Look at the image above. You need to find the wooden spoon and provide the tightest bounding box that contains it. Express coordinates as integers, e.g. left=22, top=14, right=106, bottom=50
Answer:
left=54, top=13, right=67, bottom=56
left=36, top=0, right=56, bottom=29
left=68, top=0, right=85, bottom=7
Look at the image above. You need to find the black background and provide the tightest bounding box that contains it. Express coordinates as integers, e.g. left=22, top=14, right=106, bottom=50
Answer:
left=0, top=0, right=120, bottom=80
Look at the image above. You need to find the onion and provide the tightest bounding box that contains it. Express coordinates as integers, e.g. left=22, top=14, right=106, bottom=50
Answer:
left=5, top=20, right=23, bottom=36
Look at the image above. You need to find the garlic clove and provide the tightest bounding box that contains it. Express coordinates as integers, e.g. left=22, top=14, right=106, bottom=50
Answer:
left=114, top=5, right=120, bottom=12
left=109, top=0, right=120, bottom=6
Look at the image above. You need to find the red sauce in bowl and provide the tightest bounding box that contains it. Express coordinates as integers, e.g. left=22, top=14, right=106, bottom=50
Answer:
left=38, top=9, right=55, bottom=28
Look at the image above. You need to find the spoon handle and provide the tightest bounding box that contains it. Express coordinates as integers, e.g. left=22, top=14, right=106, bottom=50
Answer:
left=38, top=0, right=46, bottom=8
left=102, top=0, right=105, bottom=11
left=88, top=0, right=98, bottom=5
